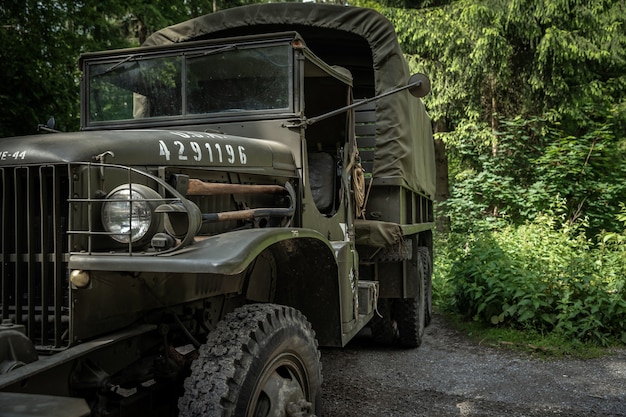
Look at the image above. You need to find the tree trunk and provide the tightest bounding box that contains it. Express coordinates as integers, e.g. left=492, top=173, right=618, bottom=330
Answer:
left=433, top=119, right=450, bottom=232
left=137, top=18, right=147, bottom=45
left=490, top=76, right=498, bottom=218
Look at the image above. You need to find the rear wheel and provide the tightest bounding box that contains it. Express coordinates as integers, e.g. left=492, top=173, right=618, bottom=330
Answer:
left=394, top=297, right=425, bottom=348
left=368, top=299, right=396, bottom=346
left=178, top=304, right=321, bottom=417
left=418, top=247, right=433, bottom=326
left=394, top=251, right=426, bottom=348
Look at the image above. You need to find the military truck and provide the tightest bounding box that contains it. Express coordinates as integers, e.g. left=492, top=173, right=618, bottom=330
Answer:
left=0, top=4, right=435, bottom=416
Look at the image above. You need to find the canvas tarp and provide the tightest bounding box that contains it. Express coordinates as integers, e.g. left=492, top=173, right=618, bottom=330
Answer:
left=353, top=219, right=403, bottom=248
left=144, top=3, right=436, bottom=199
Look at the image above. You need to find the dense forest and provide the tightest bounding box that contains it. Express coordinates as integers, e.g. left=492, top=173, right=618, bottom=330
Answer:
left=2, top=0, right=625, bottom=345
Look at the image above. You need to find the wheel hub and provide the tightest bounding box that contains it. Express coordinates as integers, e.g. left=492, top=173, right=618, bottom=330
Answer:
left=255, top=366, right=315, bottom=417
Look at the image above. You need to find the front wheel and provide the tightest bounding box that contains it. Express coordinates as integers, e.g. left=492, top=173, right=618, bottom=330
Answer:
left=178, top=304, right=321, bottom=417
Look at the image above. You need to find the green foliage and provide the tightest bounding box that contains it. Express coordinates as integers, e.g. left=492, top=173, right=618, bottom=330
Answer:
left=602, top=204, right=626, bottom=245
left=1, top=1, right=84, bottom=135
left=438, top=117, right=552, bottom=232
left=534, top=118, right=626, bottom=234
left=387, top=1, right=521, bottom=124
left=380, top=0, right=626, bottom=236
left=388, top=0, right=626, bottom=125
left=438, top=113, right=626, bottom=235
left=359, top=0, right=452, bottom=9
left=0, top=0, right=257, bottom=138
left=431, top=232, right=460, bottom=312
left=440, top=207, right=626, bottom=346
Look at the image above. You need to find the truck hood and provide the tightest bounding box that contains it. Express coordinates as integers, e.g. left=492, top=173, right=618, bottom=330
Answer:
left=0, top=129, right=296, bottom=172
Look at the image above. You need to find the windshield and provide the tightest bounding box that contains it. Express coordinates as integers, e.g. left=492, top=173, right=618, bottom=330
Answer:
left=86, top=43, right=293, bottom=125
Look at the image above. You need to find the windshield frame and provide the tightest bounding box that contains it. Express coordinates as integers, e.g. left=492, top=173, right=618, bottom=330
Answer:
left=80, top=33, right=298, bottom=130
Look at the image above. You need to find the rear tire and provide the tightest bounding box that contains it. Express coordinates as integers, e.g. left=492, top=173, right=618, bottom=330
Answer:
left=368, top=299, right=396, bottom=346
left=178, top=304, right=321, bottom=417
left=393, top=251, right=426, bottom=348
left=418, top=247, right=433, bottom=326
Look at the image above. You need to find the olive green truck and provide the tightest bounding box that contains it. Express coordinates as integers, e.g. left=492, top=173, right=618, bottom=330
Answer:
left=0, top=4, right=435, bottom=416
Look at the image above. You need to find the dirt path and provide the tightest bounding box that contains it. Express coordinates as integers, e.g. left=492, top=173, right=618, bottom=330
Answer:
left=320, top=314, right=626, bottom=416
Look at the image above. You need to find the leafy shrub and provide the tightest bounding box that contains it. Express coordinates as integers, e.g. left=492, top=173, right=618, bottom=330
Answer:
left=439, top=208, right=626, bottom=346
left=441, top=115, right=626, bottom=237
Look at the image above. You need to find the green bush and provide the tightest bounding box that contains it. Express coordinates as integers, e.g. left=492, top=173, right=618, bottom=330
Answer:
left=436, top=208, right=626, bottom=346
left=440, top=116, right=626, bottom=237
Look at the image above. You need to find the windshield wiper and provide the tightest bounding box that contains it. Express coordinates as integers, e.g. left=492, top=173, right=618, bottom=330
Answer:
left=95, top=54, right=139, bottom=77
left=186, top=44, right=239, bottom=60
left=96, top=44, right=237, bottom=77
left=202, top=44, right=238, bottom=56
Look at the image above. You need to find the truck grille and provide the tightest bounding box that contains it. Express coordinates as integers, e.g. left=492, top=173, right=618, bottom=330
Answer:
left=0, top=165, right=70, bottom=350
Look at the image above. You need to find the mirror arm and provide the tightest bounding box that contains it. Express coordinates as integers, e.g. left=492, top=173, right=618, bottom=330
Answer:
left=306, top=74, right=430, bottom=126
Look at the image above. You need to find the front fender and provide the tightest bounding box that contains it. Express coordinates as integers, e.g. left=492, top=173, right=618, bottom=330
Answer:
left=69, top=228, right=333, bottom=275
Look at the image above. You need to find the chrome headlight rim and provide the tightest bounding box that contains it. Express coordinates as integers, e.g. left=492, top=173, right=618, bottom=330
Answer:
left=101, top=183, right=163, bottom=244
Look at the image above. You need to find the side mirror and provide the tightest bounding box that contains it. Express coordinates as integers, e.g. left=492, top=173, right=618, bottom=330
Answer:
left=408, top=73, right=431, bottom=98
left=37, top=116, right=60, bottom=133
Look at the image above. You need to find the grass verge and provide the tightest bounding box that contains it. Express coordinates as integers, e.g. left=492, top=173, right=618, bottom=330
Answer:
left=441, top=311, right=615, bottom=359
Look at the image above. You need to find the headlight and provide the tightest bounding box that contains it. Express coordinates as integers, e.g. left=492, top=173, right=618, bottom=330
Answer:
left=102, top=184, right=163, bottom=244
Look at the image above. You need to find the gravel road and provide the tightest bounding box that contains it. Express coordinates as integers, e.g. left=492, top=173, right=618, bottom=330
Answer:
left=320, top=313, right=626, bottom=416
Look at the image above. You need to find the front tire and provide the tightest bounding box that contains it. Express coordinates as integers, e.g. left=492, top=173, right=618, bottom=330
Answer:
left=178, top=304, right=321, bottom=417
